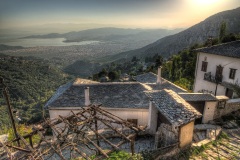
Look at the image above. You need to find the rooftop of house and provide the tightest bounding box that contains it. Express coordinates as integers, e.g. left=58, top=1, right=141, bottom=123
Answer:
left=195, top=40, right=240, bottom=58
left=45, top=81, right=151, bottom=109
left=135, top=72, right=187, bottom=93
left=145, top=89, right=202, bottom=126
left=135, top=72, right=157, bottom=83
left=178, top=93, right=217, bottom=102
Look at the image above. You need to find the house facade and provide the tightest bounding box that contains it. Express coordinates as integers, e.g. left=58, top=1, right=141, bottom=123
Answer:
left=193, top=41, right=240, bottom=98
left=193, top=41, right=240, bottom=120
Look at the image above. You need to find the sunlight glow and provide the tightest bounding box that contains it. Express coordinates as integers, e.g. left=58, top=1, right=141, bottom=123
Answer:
left=195, top=0, right=220, bottom=6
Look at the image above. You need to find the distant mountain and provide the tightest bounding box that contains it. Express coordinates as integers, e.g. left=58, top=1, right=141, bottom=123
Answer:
left=23, top=33, right=62, bottom=39
left=105, top=7, right=240, bottom=62
left=23, top=27, right=183, bottom=43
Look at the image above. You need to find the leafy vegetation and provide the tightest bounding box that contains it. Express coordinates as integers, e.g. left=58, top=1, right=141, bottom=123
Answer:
left=0, top=124, right=41, bottom=145
left=0, top=54, right=72, bottom=130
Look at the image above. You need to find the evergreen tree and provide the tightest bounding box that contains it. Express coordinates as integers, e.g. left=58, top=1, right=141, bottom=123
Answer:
left=219, top=21, right=227, bottom=41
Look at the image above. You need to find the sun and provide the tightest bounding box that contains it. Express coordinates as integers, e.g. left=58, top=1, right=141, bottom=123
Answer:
left=195, top=0, right=219, bottom=5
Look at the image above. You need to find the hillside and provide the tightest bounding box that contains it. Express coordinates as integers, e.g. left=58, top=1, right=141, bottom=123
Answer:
left=104, top=7, right=240, bottom=62
left=0, top=54, right=71, bottom=126
left=64, top=60, right=102, bottom=77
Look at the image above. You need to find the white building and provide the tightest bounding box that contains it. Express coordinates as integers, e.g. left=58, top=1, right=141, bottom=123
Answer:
left=193, top=41, right=240, bottom=120
left=193, top=41, right=240, bottom=98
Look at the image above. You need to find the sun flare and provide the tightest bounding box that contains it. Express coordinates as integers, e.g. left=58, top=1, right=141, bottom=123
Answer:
left=195, top=0, right=220, bottom=5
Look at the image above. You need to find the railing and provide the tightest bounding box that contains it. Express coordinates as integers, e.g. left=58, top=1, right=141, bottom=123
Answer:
left=204, top=72, right=223, bottom=84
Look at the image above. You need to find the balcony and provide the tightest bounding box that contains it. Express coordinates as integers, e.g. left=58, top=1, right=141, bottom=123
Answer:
left=204, top=72, right=223, bottom=84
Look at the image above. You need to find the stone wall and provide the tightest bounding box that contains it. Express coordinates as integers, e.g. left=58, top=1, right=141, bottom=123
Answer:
left=179, top=121, right=194, bottom=148
left=147, top=102, right=158, bottom=134
left=202, top=101, right=217, bottom=123
left=213, top=102, right=240, bottom=119
left=155, top=123, right=178, bottom=149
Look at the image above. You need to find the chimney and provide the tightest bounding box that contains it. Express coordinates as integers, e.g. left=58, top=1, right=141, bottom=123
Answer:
left=157, top=66, right=162, bottom=84
left=84, top=87, right=90, bottom=106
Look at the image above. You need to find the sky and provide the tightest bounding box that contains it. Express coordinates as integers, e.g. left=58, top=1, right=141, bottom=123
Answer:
left=0, top=0, right=239, bottom=33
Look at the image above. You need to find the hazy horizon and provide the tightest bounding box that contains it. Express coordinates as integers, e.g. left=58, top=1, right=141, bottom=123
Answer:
left=0, top=0, right=240, bottom=36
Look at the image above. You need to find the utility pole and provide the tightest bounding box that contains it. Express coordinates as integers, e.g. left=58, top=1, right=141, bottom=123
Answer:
left=0, top=78, right=20, bottom=146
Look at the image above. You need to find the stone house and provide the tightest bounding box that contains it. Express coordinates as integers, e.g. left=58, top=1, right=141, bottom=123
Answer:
left=45, top=70, right=203, bottom=148
left=193, top=41, right=240, bottom=120
left=145, top=89, right=201, bottom=148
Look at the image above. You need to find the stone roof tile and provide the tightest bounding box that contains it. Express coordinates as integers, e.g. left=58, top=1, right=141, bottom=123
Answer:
left=195, top=41, right=240, bottom=58
left=135, top=72, right=157, bottom=83
left=46, top=82, right=150, bottom=109
left=135, top=72, right=187, bottom=93
left=178, top=93, right=217, bottom=101
left=145, top=89, right=202, bottom=126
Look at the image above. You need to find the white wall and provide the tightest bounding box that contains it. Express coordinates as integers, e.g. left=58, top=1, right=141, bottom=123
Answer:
left=103, top=107, right=149, bottom=127
left=49, top=107, right=149, bottom=132
left=194, top=52, right=240, bottom=96
left=202, top=101, right=217, bottom=123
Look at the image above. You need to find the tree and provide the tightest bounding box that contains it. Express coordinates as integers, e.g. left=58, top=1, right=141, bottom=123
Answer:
left=98, top=68, right=107, bottom=78
left=155, top=55, right=163, bottom=67
left=219, top=21, right=227, bottom=41
left=229, top=83, right=240, bottom=98
left=221, top=33, right=237, bottom=43
left=108, top=71, right=119, bottom=81
left=131, top=56, right=138, bottom=62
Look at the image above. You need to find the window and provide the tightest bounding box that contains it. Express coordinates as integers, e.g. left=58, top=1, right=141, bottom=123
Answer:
left=229, top=68, right=237, bottom=79
left=225, top=88, right=233, bottom=98
left=215, top=65, right=223, bottom=83
left=127, top=119, right=138, bottom=126
left=201, top=61, right=208, bottom=72
left=218, top=101, right=226, bottom=109
left=216, top=65, right=223, bottom=75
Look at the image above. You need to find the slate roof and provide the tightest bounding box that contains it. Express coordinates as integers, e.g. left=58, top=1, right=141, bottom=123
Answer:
left=135, top=72, right=158, bottom=83
left=45, top=82, right=150, bottom=109
left=145, top=89, right=202, bottom=126
left=195, top=41, right=240, bottom=58
left=135, top=72, right=187, bottom=93
left=178, top=93, right=217, bottom=102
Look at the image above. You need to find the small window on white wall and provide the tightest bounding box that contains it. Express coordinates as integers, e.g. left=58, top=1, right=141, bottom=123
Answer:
left=218, top=101, right=226, bottom=109
left=229, top=68, right=237, bottom=79
left=201, top=61, right=208, bottom=72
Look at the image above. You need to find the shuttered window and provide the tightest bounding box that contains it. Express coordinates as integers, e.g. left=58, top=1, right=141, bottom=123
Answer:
left=229, top=68, right=237, bottom=79
left=201, top=61, right=208, bottom=72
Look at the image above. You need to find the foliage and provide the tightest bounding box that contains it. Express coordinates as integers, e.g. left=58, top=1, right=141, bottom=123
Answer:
left=171, top=131, right=230, bottom=159
left=219, top=21, right=227, bottom=41
left=229, top=83, right=240, bottom=97
left=0, top=124, right=41, bottom=146
left=108, top=71, right=119, bottom=81
left=0, top=54, right=71, bottom=126
left=174, top=78, right=193, bottom=92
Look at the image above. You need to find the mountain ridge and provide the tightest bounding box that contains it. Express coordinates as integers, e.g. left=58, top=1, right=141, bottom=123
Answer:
left=104, top=7, right=240, bottom=62
left=22, top=27, right=183, bottom=43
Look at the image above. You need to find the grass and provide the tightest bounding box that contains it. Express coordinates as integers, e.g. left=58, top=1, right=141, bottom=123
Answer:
left=169, top=131, right=234, bottom=160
